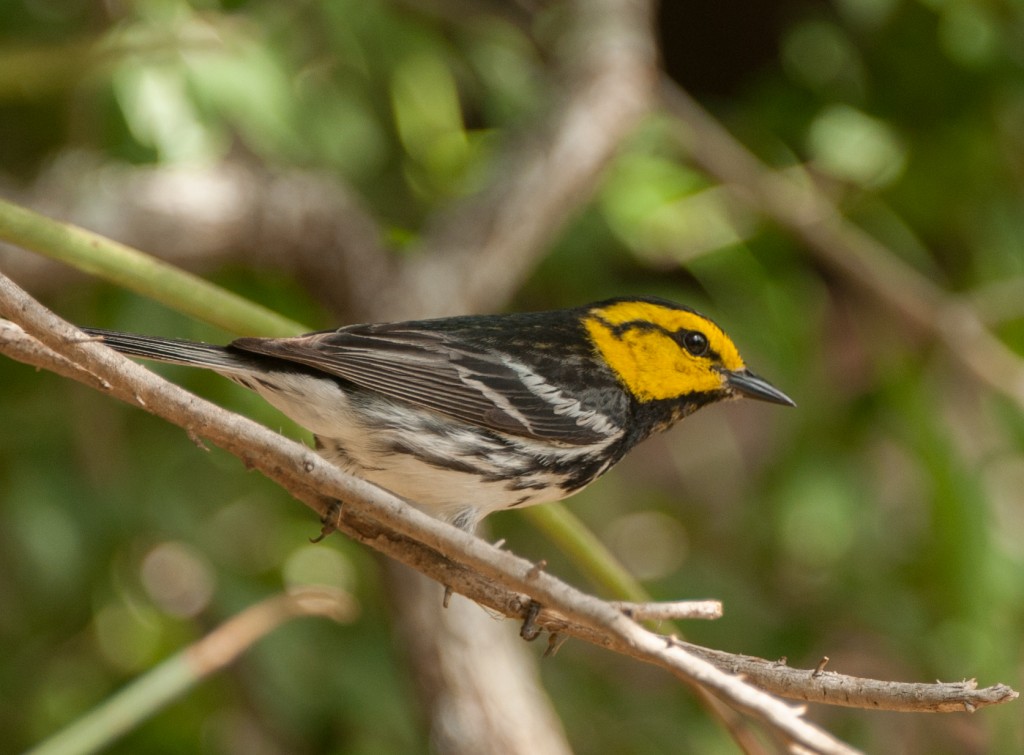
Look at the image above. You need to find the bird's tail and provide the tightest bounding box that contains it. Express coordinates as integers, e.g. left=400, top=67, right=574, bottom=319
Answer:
left=82, top=327, right=262, bottom=373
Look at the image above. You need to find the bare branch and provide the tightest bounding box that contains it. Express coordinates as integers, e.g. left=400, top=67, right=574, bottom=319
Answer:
left=676, top=643, right=1018, bottom=714
left=0, top=318, right=110, bottom=389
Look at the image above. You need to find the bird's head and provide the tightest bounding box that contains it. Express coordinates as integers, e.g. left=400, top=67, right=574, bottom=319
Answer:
left=582, top=297, right=795, bottom=409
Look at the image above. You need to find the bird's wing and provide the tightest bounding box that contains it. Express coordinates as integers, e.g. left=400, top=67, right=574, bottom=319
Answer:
left=230, top=325, right=619, bottom=445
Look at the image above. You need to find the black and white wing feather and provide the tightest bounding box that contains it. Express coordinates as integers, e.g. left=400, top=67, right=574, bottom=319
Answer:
left=231, top=324, right=621, bottom=446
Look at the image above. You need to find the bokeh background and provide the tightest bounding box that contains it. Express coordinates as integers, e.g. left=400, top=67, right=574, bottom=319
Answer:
left=2, top=0, right=1024, bottom=752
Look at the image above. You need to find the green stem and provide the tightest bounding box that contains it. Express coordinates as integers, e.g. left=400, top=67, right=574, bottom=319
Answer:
left=24, top=589, right=353, bottom=755
left=0, top=197, right=306, bottom=337
left=25, top=654, right=195, bottom=755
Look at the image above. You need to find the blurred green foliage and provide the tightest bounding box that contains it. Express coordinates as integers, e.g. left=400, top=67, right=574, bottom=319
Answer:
left=2, top=0, right=1024, bottom=753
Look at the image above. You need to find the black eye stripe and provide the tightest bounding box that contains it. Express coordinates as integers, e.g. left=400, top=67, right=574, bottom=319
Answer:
left=595, top=317, right=714, bottom=359
left=601, top=318, right=663, bottom=337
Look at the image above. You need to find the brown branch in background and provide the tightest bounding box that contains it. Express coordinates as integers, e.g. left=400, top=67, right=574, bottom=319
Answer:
left=188, top=588, right=358, bottom=674
left=387, top=567, right=573, bottom=755
left=380, top=0, right=660, bottom=319
left=661, top=80, right=1024, bottom=414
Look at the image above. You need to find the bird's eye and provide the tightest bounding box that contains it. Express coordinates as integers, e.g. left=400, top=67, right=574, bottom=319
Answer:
left=681, top=330, right=709, bottom=356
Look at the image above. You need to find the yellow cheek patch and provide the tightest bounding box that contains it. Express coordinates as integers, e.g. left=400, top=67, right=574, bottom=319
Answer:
left=584, top=301, right=746, bottom=402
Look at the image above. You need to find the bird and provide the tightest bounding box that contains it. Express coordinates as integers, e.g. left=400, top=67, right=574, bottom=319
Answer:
left=83, top=296, right=794, bottom=531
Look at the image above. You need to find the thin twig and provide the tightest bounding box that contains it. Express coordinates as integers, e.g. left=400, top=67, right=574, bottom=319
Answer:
left=612, top=600, right=723, bottom=621
left=677, top=642, right=1018, bottom=714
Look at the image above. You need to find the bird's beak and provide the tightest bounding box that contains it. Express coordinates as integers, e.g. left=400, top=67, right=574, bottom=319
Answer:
left=723, top=369, right=796, bottom=407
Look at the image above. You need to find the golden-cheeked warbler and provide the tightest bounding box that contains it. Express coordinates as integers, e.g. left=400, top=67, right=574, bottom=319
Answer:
left=85, top=296, right=794, bottom=531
